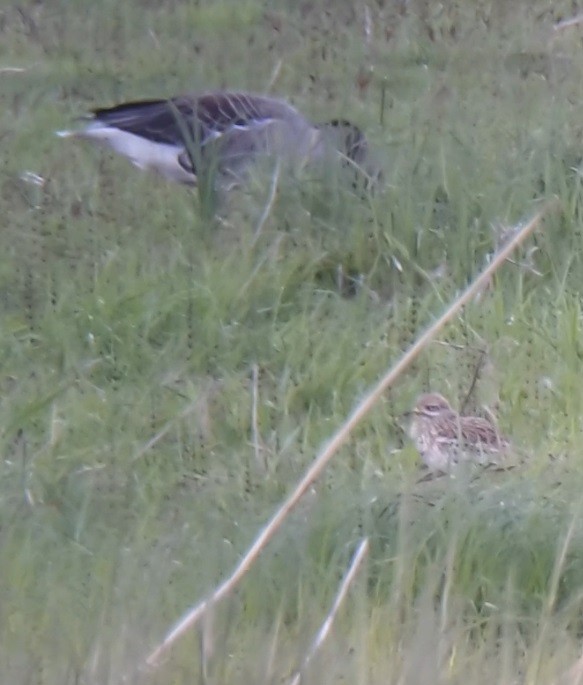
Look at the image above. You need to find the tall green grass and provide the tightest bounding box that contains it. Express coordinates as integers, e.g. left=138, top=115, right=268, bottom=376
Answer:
left=2, top=0, right=583, bottom=682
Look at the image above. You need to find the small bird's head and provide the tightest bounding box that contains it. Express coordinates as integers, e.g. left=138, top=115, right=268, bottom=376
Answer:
left=413, top=393, right=453, bottom=418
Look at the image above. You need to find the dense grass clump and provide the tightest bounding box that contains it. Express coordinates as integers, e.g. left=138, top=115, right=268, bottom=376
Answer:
left=3, top=0, right=583, bottom=682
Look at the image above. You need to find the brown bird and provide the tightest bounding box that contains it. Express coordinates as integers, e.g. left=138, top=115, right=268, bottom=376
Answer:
left=407, top=392, right=510, bottom=472
left=57, top=91, right=382, bottom=191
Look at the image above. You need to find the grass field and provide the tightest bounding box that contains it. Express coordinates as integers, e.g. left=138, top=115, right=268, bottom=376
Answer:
left=3, top=0, right=583, bottom=683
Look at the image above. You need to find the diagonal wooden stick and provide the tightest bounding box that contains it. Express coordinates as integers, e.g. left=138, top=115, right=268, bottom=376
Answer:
left=145, top=202, right=553, bottom=668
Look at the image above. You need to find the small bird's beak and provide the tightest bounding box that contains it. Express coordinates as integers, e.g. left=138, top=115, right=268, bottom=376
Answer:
left=401, top=410, right=420, bottom=419
left=395, top=410, right=416, bottom=434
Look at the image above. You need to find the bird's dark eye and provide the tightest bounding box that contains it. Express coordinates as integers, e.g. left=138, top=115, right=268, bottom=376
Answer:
left=426, top=404, right=442, bottom=412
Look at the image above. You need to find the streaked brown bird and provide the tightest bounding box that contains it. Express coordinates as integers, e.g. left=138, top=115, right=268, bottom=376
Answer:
left=407, top=392, right=510, bottom=472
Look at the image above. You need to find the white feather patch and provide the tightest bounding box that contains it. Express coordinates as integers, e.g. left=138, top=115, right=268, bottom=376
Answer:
left=57, top=123, right=195, bottom=184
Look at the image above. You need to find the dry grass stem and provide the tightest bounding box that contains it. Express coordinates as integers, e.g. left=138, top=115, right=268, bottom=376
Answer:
left=132, top=399, right=200, bottom=463
left=266, top=59, right=283, bottom=91
left=554, top=14, right=583, bottom=31
left=237, top=233, right=285, bottom=302
left=537, top=512, right=579, bottom=685
left=289, top=538, right=369, bottom=685
left=253, top=160, right=281, bottom=245
left=251, top=363, right=264, bottom=470
left=363, top=6, right=373, bottom=45
left=546, top=513, right=578, bottom=614
left=0, top=66, right=28, bottom=74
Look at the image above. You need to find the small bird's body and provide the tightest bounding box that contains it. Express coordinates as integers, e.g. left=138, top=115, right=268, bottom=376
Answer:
left=57, top=91, right=379, bottom=190
left=408, top=392, right=510, bottom=472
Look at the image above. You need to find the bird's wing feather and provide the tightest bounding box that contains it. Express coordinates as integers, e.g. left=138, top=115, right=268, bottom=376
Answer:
left=91, top=93, right=290, bottom=174
left=459, top=416, right=508, bottom=450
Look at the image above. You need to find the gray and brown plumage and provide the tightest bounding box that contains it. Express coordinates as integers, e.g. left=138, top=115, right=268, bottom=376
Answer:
left=57, top=91, right=381, bottom=190
left=407, top=392, right=510, bottom=472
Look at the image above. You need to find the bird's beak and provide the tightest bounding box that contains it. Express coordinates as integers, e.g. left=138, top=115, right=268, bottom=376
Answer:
left=401, top=410, right=419, bottom=419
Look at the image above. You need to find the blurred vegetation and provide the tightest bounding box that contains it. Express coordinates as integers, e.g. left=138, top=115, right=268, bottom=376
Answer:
left=2, top=0, right=583, bottom=683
